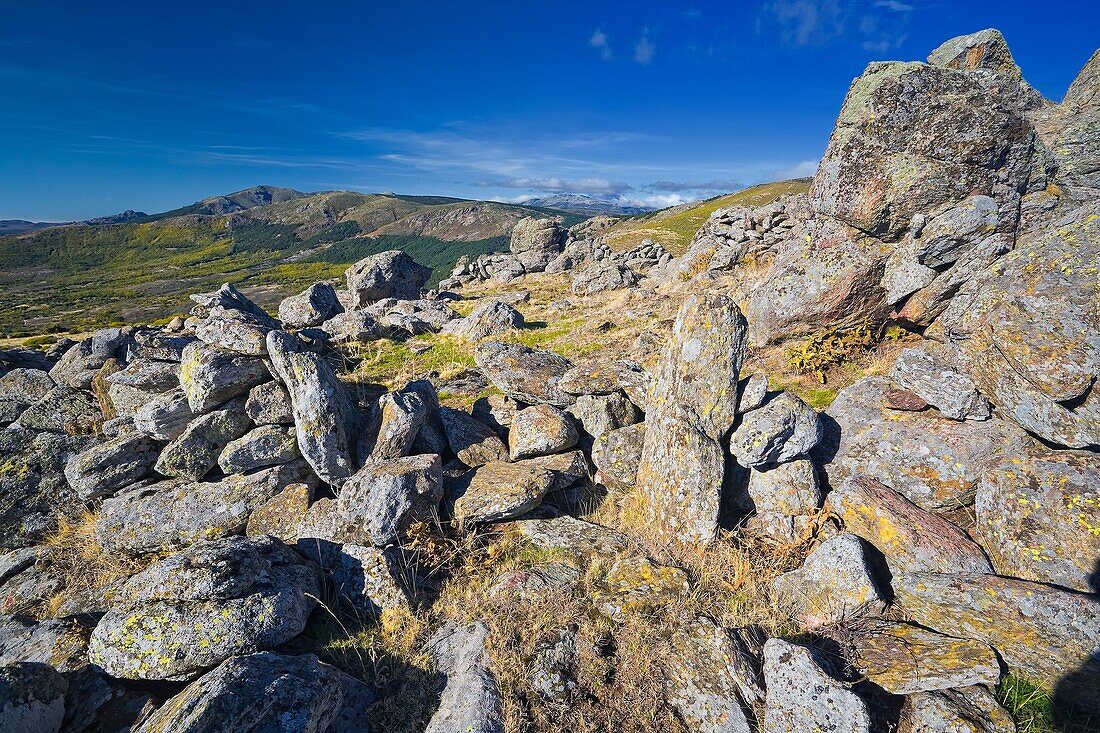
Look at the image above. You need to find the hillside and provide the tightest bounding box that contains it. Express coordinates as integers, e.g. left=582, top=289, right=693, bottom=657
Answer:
left=0, top=188, right=584, bottom=336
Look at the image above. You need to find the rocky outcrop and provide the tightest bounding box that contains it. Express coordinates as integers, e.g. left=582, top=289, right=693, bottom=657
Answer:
left=345, top=250, right=432, bottom=307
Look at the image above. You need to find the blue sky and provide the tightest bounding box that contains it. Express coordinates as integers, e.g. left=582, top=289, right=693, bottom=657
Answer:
left=1, top=1, right=1097, bottom=221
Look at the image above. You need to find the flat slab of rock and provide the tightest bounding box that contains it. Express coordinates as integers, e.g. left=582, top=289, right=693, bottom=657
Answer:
left=889, top=343, right=990, bottom=421
left=848, top=622, right=1000, bottom=694
left=178, top=341, right=270, bottom=413
left=894, top=571, right=1100, bottom=713
left=0, top=368, right=54, bottom=404
left=771, top=533, right=886, bottom=629
left=827, top=476, right=992, bottom=574
left=474, top=342, right=576, bottom=407
left=425, top=622, right=503, bottom=733
left=590, top=556, right=690, bottom=622
left=337, top=454, right=442, bottom=547
left=451, top=460, right=555, bottom=525
left=64, top=433, right=159, bottom=500
left=88, top=535, right=320, bottom=681
left=439, top=407, right=508, bottom=467
left=762, top=639, right=870, bottom=733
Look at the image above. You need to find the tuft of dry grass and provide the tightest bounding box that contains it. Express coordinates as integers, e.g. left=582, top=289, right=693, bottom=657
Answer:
left=43, top=509, right=144, bottom=617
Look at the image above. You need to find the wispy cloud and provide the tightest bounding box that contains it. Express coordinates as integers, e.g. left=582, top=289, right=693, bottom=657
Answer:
left=486, top=177, right=631, bottom=195
left=873, top=0, right=913, bottom=11
left=776, top=159, right=819, bottom=178
left=764, top=0, right=845, bottom=47
left=590, top=28, right=613, bottom=60
left=634, top=30, right=656, bottom=64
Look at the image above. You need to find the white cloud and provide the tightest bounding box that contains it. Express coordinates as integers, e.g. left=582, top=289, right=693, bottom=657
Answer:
left=765, top=0, right=845, bottom=47
left=873, top=0, right=913, bottom=11
left=590, top=28, right=612, bottom=60
left=634, top=32, right=655, bottom=64
left=621, top=193, right=689, bottom=208
left=494, top=177, right=631, bottom=195
left=776, top=159, right=819, bottom=178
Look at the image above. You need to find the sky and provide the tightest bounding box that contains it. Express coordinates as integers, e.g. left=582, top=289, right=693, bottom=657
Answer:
left=1, top=1, right=1097, bottom=221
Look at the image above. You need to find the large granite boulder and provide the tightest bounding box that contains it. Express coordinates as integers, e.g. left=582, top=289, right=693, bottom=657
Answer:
left=424, top=622, right=503, bottom=733
left=636, top=294, right=747, bottom=544
left=728, top=392, right=821, bottom=468
left=336, top=454, right=442, bottom=547
left=451, top=460, right=556, bottom=525
left=277, top=282, right=344, bottom=329
left=509, top=217, right=566, bottom=273
left=133, top=652, right=372, bottom=733
left=88, top=536, right=320, bottom=681
left=155, top=398, right=252, bottom=481
left=508, top=404, right=578, bottom=460
left=63, top=433, right=160, bottom=500
left=443, top=299, right=524, bottom=341
left=266, top=331, right=359, bottom=486
left=761, top=639, right=870, bottom=733
left=345, top=250, right=431, bottom=307
left=439, top=406, right=508, bottom=467
left=474, top=342, right=576, bottom=407
left=178, top=342, right=270, bottom=413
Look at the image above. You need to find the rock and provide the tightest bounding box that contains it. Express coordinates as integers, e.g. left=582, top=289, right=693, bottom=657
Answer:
left=847, top=622, right=1000, bottom=695
left=0, top=429, right=94, bottom=550
left=528, top=626, right=577, bottom=702
left=729, top=392, right=821, bottom=468
left=299, top=540, right=414, bottom=614
left=737, top=374, right=768, bottom=414
left=244, top=381, right=294, bottom=426
left=402, top=380, right=449, bottom=455
left=508, top=404, right=578, bottom=460
left=0, top=617, right=90, bottom=671
left=97, top=462, right=313, bottom=556
left=451, top=460, right=556, bottom=525
left=746, top=459, right=821, bottom=542
left=474, top=342, right=576, bottom=407
left=558, top=362, right=621, bottom=396
left=17, top=387, right=100, bottom=435
left=133, top=388, right=193, bottom=441
left=49, top=336, right=116, bottom=390
left=571, top=262, right=638, bottom=295
left=591, top=556, right=690, bottom=622
left=133, top=652, right=372, bottom=733
left=894, top=572, right=1100, bottom=713
left=105, top=359, right=179, bottom=393
left=889, top=344, right=990, bottom=421
left=0, top=558, right=61, bottom=615
left=345, top=250, right=431, bottom=307
left=899, top=685, right=1016, bottom=733
left=195, top=305, right=278, bottom=356
left=189, top=283, right=279, bottom=328
left=60, top=665, right=158, bottom=733
left=178, top=341, right=270, bottom=413
left=277, top=282, right=344, bottom=328
left=506, top=511, right=631, bottom=561
left=826, top=377, right=1027, bottom=510
left=63, top=433, right=160, bottom=500
left=591, top=422, right=645, bottom=491
left=1029, top=48, right=1100, bottom=196
left=761, top=639, right=871, bottom=733
left=529, top=449, right=590, bottom=494
left=509, top=217, right=566, bottom=273
left=88, top=535, right=320, bottom=681
left=218, top=425, right=299, bottom=474
left=132, top=331, right=195, bottom=362
left=940, top=201, right=1100, bottom=448
left=425, top=622, right=503, bottom=733
left=365, top=298, right=460, bottom=335
left=666, top=617, right=761, bottom=733
left=319, top=310, right=383, bottom=343
left=337, top=454, right=442, bottom=547
left=0, top=661, right=67, bottom=733
left=636, top=294, right=747, bottom=545
left=0, top=368, right=54, bottom=404
left=155, top=398, right=252, bottom=481
left=566, top=392, right=640, bottom=446
left=827, top=476, right=993, bottom=574
left=266, top=330, right=359, bottom=487
left=975, top=443, right=1100, bottom=592
left=443, top=300, right=524, bottom=341
left=245, top=483, right=313, bottom=542
left=365, top=389, right=425, bottom=461
left=771, top=533, right=887, bottom=629
left=439, top=407, right=509, bottom=467
left=810, top=61, right=1038, bottom=241
left=615, top=359, right=651, bottom=410
left=882, top=387, right=928, bottom=412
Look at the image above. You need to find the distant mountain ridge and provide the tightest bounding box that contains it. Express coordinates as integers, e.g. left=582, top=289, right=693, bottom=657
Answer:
left=517, top=193, right=654, bottom=216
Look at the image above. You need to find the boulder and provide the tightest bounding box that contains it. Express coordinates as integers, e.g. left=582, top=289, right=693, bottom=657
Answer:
left=319, top=310, right=383, bottom=343
left=451, top=460, right=555, bottom=525
left=771, top=533, right=886, bottom=629
left=88, top=536, right=320, bottom=681
left=365, top=389, right=425, bottom=461
left=0, top=661, right=67, bottom=733
left=826, top=377, right=1027, bottom=510
left=277, top=282, right=344, bottom=328
left=975, top=443, right=1100, bottom=592
left=762, top=639, right=870, bottom=733
left=509, top=217, right=566, bottom=272
left=245, top=483, right=313, bottom=542
left=195, top=306, right=278, bottom=356
left=178, top=341, right=270, bottom=413
left=17, top=386, right=100, bottom=435
left=571, top=262, right=638, bottom=295
left=528, top=626, right=578, bottom=703
left=365, top=298, right=460, bottom=335
left=439, top=407, right=509, bottom=467
left=0, top=616, right=90, bottom=671
left=508, top=404, right=578, bottom=460
left=155, top=398, right=252, bottom=481
left=336, top=454, right=442, bottom=547
left=827, top=476, right=993, bottom=574
left=615, top=359, right=651, bottom=410
left=899, top=685, right=1016, bottom=733
left=637, top=294, right=747, bottom=545
left=0, top=368, right=54, bottom=404
left=218, top=425, right=300, bottom=474
left=63, top=433, right=160, bottom=500
left=745, top=459, right=821, bottom=542
left=244, top=381, right=294, bottom=426
left=443, top=300, right=524, bottom=341
left=297, top=540, right=414, bottom=614
left=104, top=359, right=179, bottom=393
left=590, top=556, right=690, bottom=622
left=425, top=622, right=504, bottom=733
left=189, top=283, right=278, bottom=328
left=133, top=652, right=372, bottom=733
left=894, top=572, right=1100, bottom=713
left=266, top=331, right=359, bottom=487
left=848, top=622, right=1000, bottom=695
left=1028, top=48, right=1100, bottom=196
left=474, top=342, right=576, bottom=407
left=728, top=392, right=821, bottom=468
left=345, top=250, right=431, bottom=307
left=591, top=422, right=645, bottom=491
left=665, top=617, right=760, bottom=733
left=737, top=374, right=768, bottom=414
left=889, top=343, right=991, bottom=421
left=96, top=462, right=313, bottom=556
left=133, top=388, right=193, bottom=441
left=566, top=392, right=640, bottom=446
left=559, top=362, right=621, bottom=396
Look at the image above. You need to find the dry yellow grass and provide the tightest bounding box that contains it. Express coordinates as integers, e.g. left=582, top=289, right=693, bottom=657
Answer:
left=43, top=509, right=144, bottom=617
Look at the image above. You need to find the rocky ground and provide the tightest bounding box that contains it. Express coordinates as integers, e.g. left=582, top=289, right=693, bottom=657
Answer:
left=0, top=28, right=1098, bottom=733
